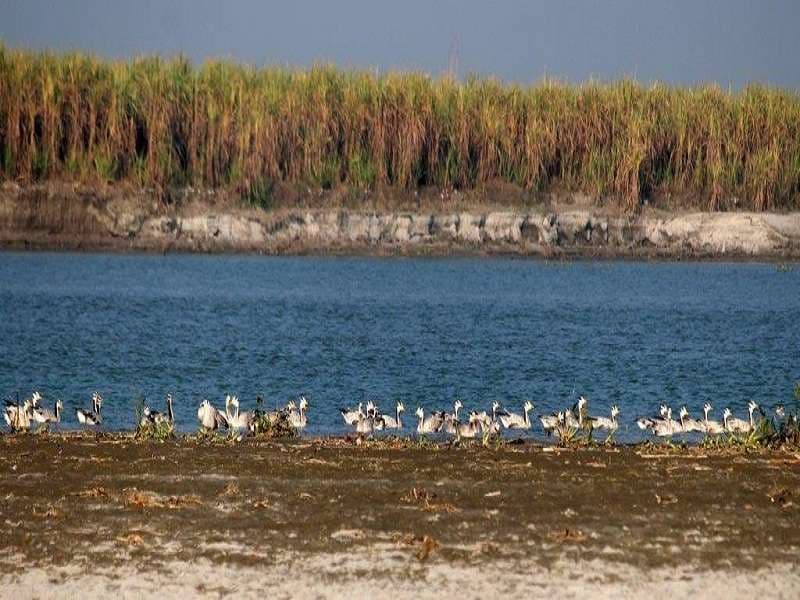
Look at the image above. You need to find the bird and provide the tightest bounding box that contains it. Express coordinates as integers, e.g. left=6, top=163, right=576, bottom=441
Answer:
left=636, top=404, right=669, bottom=430
left=379, top=401, right=404, bottom=430
left=197, top=399, right=228, bottom=432
left=648, top=407, right=679, bottom=437
left=701, top=403, right=724, bottom=435
left=539, top=412, right=560, bottom=436
left=225, top=395, right=254, bottom=433
left=454, top=413, right=482, bottom=440
left=141, top=393, right=175, bottom=428
left=76, top=392, right=103, bottom=427
left=288, top=396, right=308, bottom=430
left=723, top=401, right=760, bottom=434
left=340, top=402, right=364, bottom=426
left=589, top=405, right=620, bottom=433
left=442, top=400, right=464, bottom=435
left=354, top=411, right=384, bottom=435
left=415, top=407, right=445, bottom=435
left=32, top=398, right=63, bottom=428
left=499, top=401, right=534, bottom=430
left=678, top=406, right=703, bottom=433
left=4, top=395, right=33, bottom=432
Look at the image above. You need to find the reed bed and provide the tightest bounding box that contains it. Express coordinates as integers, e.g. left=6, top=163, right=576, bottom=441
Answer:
left=2, top=45, right=800, bottom=212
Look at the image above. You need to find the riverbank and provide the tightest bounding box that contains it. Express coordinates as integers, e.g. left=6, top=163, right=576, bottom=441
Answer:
left=1, top=434, right=798, bottom=598
left=2, top=183, right=800, bottom=258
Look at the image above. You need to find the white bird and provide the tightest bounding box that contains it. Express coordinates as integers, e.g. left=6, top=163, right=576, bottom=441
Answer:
left=288, top=396, right=308, bottom=430
left=589, top=405, right=620, bottom=432
left=454, top=413, right=483, bottom=440
left=4, top=397, right=33, bottom=432
left=379, top=401, right=404, bottom=430
left=723, top=401, right=759, bottom=434
left=340, top=402, right=364, bottom=426
left=415, top=407, right=445, bottom=435
left=499, top=401, right=534, bottom=430
left=701, top=403, right=724, bottom=435
left=442, top=400, right=464, bottom=435
left=76, top=392, right=102, bottom=427
left=636, top=404, right=669, bottom=430
left=678, top=406, right=703, bottom=433
left=226, top=395, right=254, bottom=433
left=539, top=412, right=560, bottom=435
left=648, top=407, right=679, bottom=437
left=197, top=399, right=228, bottom=431
left=32, top=398, right=63, bottom=427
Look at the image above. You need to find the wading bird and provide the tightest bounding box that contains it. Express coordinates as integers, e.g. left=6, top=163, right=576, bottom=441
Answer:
left=197, top=399, right=228, bottom=432
left=379, top=401, right=404, bottom=430
left=32, top=398, right=63, bottom=429
left=701, top=403, right=724, bottom=435
left=499, top=401, right=534, bottom=430
left=415, top=407, right=445, bottom=435
left=288, top=396, right=308, bottom=430
left=76, top=392, right=103, bottom=427
left=340, top=402, right=364, bottom=426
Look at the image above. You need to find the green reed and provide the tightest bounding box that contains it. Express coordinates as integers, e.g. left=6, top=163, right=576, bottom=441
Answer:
left=2, top=44, right=800, bottom=212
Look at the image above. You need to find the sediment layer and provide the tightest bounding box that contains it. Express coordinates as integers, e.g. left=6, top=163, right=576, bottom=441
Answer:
left=2, top=184, right=800, bottom=257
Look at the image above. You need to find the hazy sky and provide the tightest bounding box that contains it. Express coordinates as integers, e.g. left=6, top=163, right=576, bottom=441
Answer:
left=1, top=0, right=798, bottom=87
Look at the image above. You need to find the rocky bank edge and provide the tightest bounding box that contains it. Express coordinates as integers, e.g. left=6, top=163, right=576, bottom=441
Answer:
left=2, top=185, right=800, bottom=257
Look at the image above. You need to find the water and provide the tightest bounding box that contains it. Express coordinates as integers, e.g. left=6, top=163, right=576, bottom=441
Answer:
left=0, top=253, right=798, bottom=441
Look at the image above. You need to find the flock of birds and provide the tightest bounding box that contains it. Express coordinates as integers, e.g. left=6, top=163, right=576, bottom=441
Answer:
left=3, top=390, right=783, bottom=442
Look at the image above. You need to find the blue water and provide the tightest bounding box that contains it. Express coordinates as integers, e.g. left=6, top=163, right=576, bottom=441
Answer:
left=0, top=253, right=798, bottom=441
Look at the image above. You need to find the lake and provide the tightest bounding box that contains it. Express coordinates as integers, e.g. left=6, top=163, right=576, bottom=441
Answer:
left=0, top=253, right=798, bottom=441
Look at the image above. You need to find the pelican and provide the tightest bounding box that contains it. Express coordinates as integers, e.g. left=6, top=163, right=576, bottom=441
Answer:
left=288, top=396, right=308, bottom=430
left=499, top=401, right=534, bottom=430
left=589, top=405, right=620, bottom=433
left=415, top=407, right=445, bottom=435
left=32, top=398, right=63, bottom=428
left=76, top=392, right=102, bottom=427
left=340, top=402, right=364, bottom=426
left=379, top=401, right=404, bottom=430
left=197, top=399, right=228, bottom=431
left=701, top=403, right=724, bottom=435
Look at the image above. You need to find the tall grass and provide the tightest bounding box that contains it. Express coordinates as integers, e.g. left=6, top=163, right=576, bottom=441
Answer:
left=2, top=44, right=800, bottom=211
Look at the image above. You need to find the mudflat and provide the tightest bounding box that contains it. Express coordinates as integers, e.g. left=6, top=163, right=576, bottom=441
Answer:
left=1, top=434, right=798, bottom=598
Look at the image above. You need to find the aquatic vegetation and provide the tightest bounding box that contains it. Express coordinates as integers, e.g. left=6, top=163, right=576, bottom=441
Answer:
left=2, top=44, right=800, bottom=212
left=133, top=395, right=175, bottom=441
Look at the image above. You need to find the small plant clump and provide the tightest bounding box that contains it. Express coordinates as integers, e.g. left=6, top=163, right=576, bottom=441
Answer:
left=133, top=396, right=175, bottom=442
left=249, top=412, right=298, bottom=439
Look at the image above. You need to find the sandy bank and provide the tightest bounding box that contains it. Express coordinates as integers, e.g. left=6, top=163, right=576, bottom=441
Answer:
left=2, top=183, right=800, bottom=258
left=1, top=435, right=798, bottom=598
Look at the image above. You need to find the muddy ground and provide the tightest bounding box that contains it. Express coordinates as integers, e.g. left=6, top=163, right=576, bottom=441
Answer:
left=0, top=434, right=798, bottom=598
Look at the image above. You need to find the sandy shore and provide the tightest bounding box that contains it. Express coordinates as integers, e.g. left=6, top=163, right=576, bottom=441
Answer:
left=1, top=434, right=798, bottom=598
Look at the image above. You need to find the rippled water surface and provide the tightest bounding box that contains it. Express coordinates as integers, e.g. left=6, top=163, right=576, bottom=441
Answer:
left=1, top=253, right=798, bottom=440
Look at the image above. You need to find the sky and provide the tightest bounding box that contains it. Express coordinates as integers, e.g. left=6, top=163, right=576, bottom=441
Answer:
left=1, top=0, right=799, bottom=88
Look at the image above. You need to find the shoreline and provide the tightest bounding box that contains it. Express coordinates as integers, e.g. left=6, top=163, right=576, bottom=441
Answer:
left=2, top=183, right=800, bottom=259
left=1, top=435, right=798, bottom=598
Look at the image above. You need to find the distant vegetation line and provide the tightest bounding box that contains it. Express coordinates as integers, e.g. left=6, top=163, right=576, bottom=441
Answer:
left=1, top=45, right=800, bottom=212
